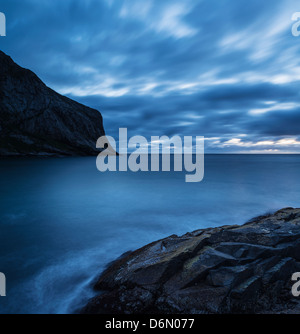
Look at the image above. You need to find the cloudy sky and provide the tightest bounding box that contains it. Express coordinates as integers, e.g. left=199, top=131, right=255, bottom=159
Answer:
left=1, top=0, right=300, bottom=153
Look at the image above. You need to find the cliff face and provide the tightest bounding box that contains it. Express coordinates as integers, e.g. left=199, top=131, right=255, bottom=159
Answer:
left=0, top=51, right=105, bottom=156
left=83, top=208, right=300, bottom=314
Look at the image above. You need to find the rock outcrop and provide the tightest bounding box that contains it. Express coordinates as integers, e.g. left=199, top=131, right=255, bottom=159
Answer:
left=0, top=50, right=105, bottom=156
left=83, top=208, right=300, bottom=314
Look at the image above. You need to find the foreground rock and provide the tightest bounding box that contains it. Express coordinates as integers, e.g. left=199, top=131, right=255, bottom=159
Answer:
left=0, top=50, right=105, bottom=156
left=83, top=208, right=300, bottom=314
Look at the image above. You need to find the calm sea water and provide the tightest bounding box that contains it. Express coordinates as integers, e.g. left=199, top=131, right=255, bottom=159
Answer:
left=0, top=154, right=299, bottom=314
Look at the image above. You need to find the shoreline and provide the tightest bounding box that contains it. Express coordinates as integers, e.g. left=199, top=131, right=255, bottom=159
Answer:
left=82, top=208, right=300, bottom=314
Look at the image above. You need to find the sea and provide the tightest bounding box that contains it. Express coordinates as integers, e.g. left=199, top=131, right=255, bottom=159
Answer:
left=0, top=154, right=299, bottom=313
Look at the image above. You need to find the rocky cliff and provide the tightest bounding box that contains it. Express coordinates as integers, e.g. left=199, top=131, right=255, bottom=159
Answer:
left=0, top=51, right=105, bottom=156
left=83, top=208, right=300, bottom=314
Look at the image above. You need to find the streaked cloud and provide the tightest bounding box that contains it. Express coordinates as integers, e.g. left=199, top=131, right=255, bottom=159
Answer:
left=0, top=0, right=300, bottom=153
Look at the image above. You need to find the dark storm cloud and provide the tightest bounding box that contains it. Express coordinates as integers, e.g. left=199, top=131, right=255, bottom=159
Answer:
left=247, top=108, right=300, bottom=136
left=0, top=0, right=300, bottom=152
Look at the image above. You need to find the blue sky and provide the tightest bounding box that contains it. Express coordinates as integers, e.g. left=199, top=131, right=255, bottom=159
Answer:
left=1, top=0, right=300, bottom=153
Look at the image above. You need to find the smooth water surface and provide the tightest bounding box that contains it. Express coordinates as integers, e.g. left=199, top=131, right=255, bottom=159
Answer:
left=0, top=155, right=299, bottom=313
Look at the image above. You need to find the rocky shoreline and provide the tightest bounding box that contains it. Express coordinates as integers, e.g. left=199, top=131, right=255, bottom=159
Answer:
left=82, top=208, right=300, bottom=314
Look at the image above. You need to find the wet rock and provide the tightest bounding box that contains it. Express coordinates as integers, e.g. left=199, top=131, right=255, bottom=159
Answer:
left=82, top=208, right=300, bottom=314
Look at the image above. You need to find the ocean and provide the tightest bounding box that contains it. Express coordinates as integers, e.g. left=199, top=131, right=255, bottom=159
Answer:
left=0, top=154, right=299, bottom=314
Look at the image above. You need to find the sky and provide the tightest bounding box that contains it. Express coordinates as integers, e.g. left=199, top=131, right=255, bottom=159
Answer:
left=1, top=0, right=300, bottom=153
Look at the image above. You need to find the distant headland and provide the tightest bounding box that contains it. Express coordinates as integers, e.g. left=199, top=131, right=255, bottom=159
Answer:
left=0, top=51, right=105, bottom=156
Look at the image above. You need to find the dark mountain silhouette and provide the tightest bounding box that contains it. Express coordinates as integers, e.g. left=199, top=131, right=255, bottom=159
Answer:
left=0, top=51, right=105, bottom=156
